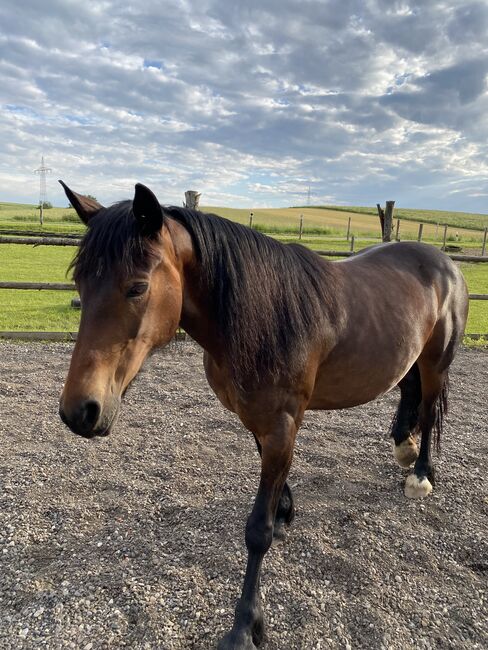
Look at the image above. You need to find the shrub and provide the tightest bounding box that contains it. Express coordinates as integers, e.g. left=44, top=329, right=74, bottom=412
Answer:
left=61, top=213, right=80, bottom=223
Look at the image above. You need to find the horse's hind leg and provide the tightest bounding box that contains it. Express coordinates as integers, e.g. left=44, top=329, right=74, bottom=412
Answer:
left=252, top=434, right=295, bottom=536
left=404, top=305, right=464, bottom=499
left=391, top=363, right=422, bottom=468
left=404, top=360, right=449, bottom=499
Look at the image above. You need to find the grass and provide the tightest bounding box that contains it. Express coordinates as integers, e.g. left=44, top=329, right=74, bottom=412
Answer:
left=1, top=201, right=487, bottom=247
left=0, top=244, right=76, bottom=282
left=295, top=205, right=488, bottom=232
left=0, top=290, right=79, bottom=331
left=0, top=242, right=486, bottom=335
left=460, top=263, right=488, bottom=336
left=0, top=244, right=79, bottom=331
left=0, top=201, right=486, bottom=335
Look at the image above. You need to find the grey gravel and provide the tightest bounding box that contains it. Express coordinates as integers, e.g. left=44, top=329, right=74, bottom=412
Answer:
left=0, top=341, right=487, bottom=649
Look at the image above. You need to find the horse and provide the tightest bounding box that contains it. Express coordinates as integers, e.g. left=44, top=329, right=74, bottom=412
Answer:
left=58, top=181, right=468, bottom=650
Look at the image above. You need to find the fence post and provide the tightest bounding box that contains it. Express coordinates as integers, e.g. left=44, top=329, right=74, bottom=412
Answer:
left=184, top=190, right=201, bottom=210
left=442, top=224, right=448, bottom=250
left=482, top=227, right=487, bottom=256
left=436, top=222, right=439, bottom=239
left=350, top=234, right=355, bottom=252
left=377, top=201, right=394, bottom=241
left=346, top=216, right=351, bottom=241
left=417, top=223, right=423, bottom=242
left=299, top=214, right=303, bottom=240
left=249, top=212, right=253, bottom=229
left=395, top=219, right=400, bottom=241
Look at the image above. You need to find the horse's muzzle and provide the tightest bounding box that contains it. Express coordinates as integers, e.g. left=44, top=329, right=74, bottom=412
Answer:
left=59, top=398, right=117, bottom=439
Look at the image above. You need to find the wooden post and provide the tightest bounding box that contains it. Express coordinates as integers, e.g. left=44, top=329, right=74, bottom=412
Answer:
left=39, top=204, right=43, bottom=227
left=346, top=217, right=351, bottom=241
left=436, top=223, right=439, bottom=239
left=395, top=219, right=400, bottom=241
left=184, top=190, right=201, bottom=210
left=482, top=227, right=487, bottom=257
left=249, top=212, right=253, bottom=229
left=299, top=214, right=303, bottom=240
left=417, top=223, right=423, bottom=242
left=384, top=201, right=395, bottom=242
left=442, top=224, right=448, bottom=250
left=376, top=203, right=385, bottom=238
left=350, top=235, right=355, bottom=252
left=377, top=201, right=394, bottom=241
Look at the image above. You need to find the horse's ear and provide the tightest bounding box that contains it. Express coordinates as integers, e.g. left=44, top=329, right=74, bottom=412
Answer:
left=58, top=180, right=103, bottom=225
left=133, top=183, right=164, bottom=236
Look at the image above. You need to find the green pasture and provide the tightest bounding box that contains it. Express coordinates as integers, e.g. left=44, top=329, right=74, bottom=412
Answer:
left=0, top=244, right=78, bottom=331
left=1, top=201, right=487, bottom=251
left=0, top=242, right=486, bottom=340
left=295, top=205, right=488, bottom=232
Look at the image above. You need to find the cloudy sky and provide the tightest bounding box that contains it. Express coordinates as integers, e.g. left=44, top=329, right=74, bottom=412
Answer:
left=1, top=0, right=487, bottom=211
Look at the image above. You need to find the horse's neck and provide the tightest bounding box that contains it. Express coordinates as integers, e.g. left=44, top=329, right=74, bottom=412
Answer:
left=166, top=217, right=222, bottom=358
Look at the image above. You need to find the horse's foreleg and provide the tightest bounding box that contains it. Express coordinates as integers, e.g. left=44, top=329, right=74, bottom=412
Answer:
left=218, top=414, right=297, bottom=650
left=252, top=434, right=295, bottom=537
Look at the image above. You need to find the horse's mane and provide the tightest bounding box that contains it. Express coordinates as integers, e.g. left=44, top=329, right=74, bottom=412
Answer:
left=166, top=206, right=341, bottom=386
left=71, top=202, right=341, bottom=387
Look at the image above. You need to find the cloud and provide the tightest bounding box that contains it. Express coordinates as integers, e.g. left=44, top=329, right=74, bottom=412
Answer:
left=0, top=0, right=487, bottom=211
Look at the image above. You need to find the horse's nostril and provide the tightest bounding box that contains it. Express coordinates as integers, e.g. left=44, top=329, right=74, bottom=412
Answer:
left=82, top=399, right=101, bottom=430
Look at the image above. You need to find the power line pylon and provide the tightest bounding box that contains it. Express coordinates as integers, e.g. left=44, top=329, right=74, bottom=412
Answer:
left=34, top=156, right=52, bottom=226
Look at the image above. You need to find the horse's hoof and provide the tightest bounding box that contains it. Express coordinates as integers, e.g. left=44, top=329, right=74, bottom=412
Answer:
left=394, top=436, right=419, bottom=468
left=217, top=630, right=258, bottom=650
left=404, top=474, right=433, bottom=498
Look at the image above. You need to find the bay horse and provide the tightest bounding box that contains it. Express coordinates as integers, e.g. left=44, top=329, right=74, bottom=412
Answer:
left=58, top=181, right=468, bottom=649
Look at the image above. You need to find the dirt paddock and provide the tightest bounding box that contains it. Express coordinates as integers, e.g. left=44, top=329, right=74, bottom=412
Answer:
left=0, top=341, right=487, bottom=649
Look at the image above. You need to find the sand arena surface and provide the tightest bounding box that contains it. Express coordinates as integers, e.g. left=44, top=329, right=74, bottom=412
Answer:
left=0, top=341, right=487, bottom=649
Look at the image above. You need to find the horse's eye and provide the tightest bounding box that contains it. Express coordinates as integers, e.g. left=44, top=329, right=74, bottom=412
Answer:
left=126, top=283, right=148, bottom=298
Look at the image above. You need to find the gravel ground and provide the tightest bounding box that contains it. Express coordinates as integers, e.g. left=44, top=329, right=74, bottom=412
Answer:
left=0, top=341, right=487, bottom=650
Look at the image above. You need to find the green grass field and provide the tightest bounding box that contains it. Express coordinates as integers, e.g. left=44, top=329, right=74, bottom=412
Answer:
left=295, top=205, right=488, bottom=232
left=1, top=201, right=487, bottom=248
left=0, top=241, right=486, bottom=340
left=0, top=244, right=78, bottom=331
left=0, top=200, right=486, bottom=340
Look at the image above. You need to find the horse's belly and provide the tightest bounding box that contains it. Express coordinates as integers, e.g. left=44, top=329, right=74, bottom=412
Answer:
left=308, top=347, right=417, bottom=410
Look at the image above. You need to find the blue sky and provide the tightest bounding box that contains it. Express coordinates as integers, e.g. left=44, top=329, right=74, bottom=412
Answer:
left=0, top=0, right=487, bottom=211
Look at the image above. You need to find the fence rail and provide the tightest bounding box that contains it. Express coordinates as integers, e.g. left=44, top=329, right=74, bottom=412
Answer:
left=0, top=282, right=75, bottom=290
left=0, top=236, right=79, bottom=246
left=0, top=282, right=486, bottom=303
left=1, top=232, right=487, bottom=340
left=0, top=229, right=81, bottom=239
left=2, top=235, right=488, bottom=262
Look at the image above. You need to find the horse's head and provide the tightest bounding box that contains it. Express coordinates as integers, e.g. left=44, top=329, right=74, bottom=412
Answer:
left=59, top=182, right=184, bottom=438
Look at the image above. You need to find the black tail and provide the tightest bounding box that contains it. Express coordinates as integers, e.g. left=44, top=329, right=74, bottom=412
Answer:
left=433, top=372, right=449, bottom=453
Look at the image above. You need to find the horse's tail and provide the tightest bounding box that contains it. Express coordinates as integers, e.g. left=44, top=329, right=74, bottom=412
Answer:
left=433, top=371, right=449, bottom=453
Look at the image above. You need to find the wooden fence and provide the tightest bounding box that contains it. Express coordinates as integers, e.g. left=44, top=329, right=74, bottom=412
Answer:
left=1, top=231, right=487, bottom=340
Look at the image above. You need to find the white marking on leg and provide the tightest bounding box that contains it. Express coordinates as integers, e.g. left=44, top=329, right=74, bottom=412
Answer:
left=393, top=436, right=419, bottom=468
left=404, top=473, right=433, bottom=499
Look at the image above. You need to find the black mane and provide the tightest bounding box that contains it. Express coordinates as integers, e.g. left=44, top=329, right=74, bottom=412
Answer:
left=166, top=206, right=340, bottom=386
left=72, top=202, right=340, bottom=387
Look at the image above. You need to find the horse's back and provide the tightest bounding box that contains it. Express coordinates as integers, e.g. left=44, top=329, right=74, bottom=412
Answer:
left=337, top=241, right=467, bottom=315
